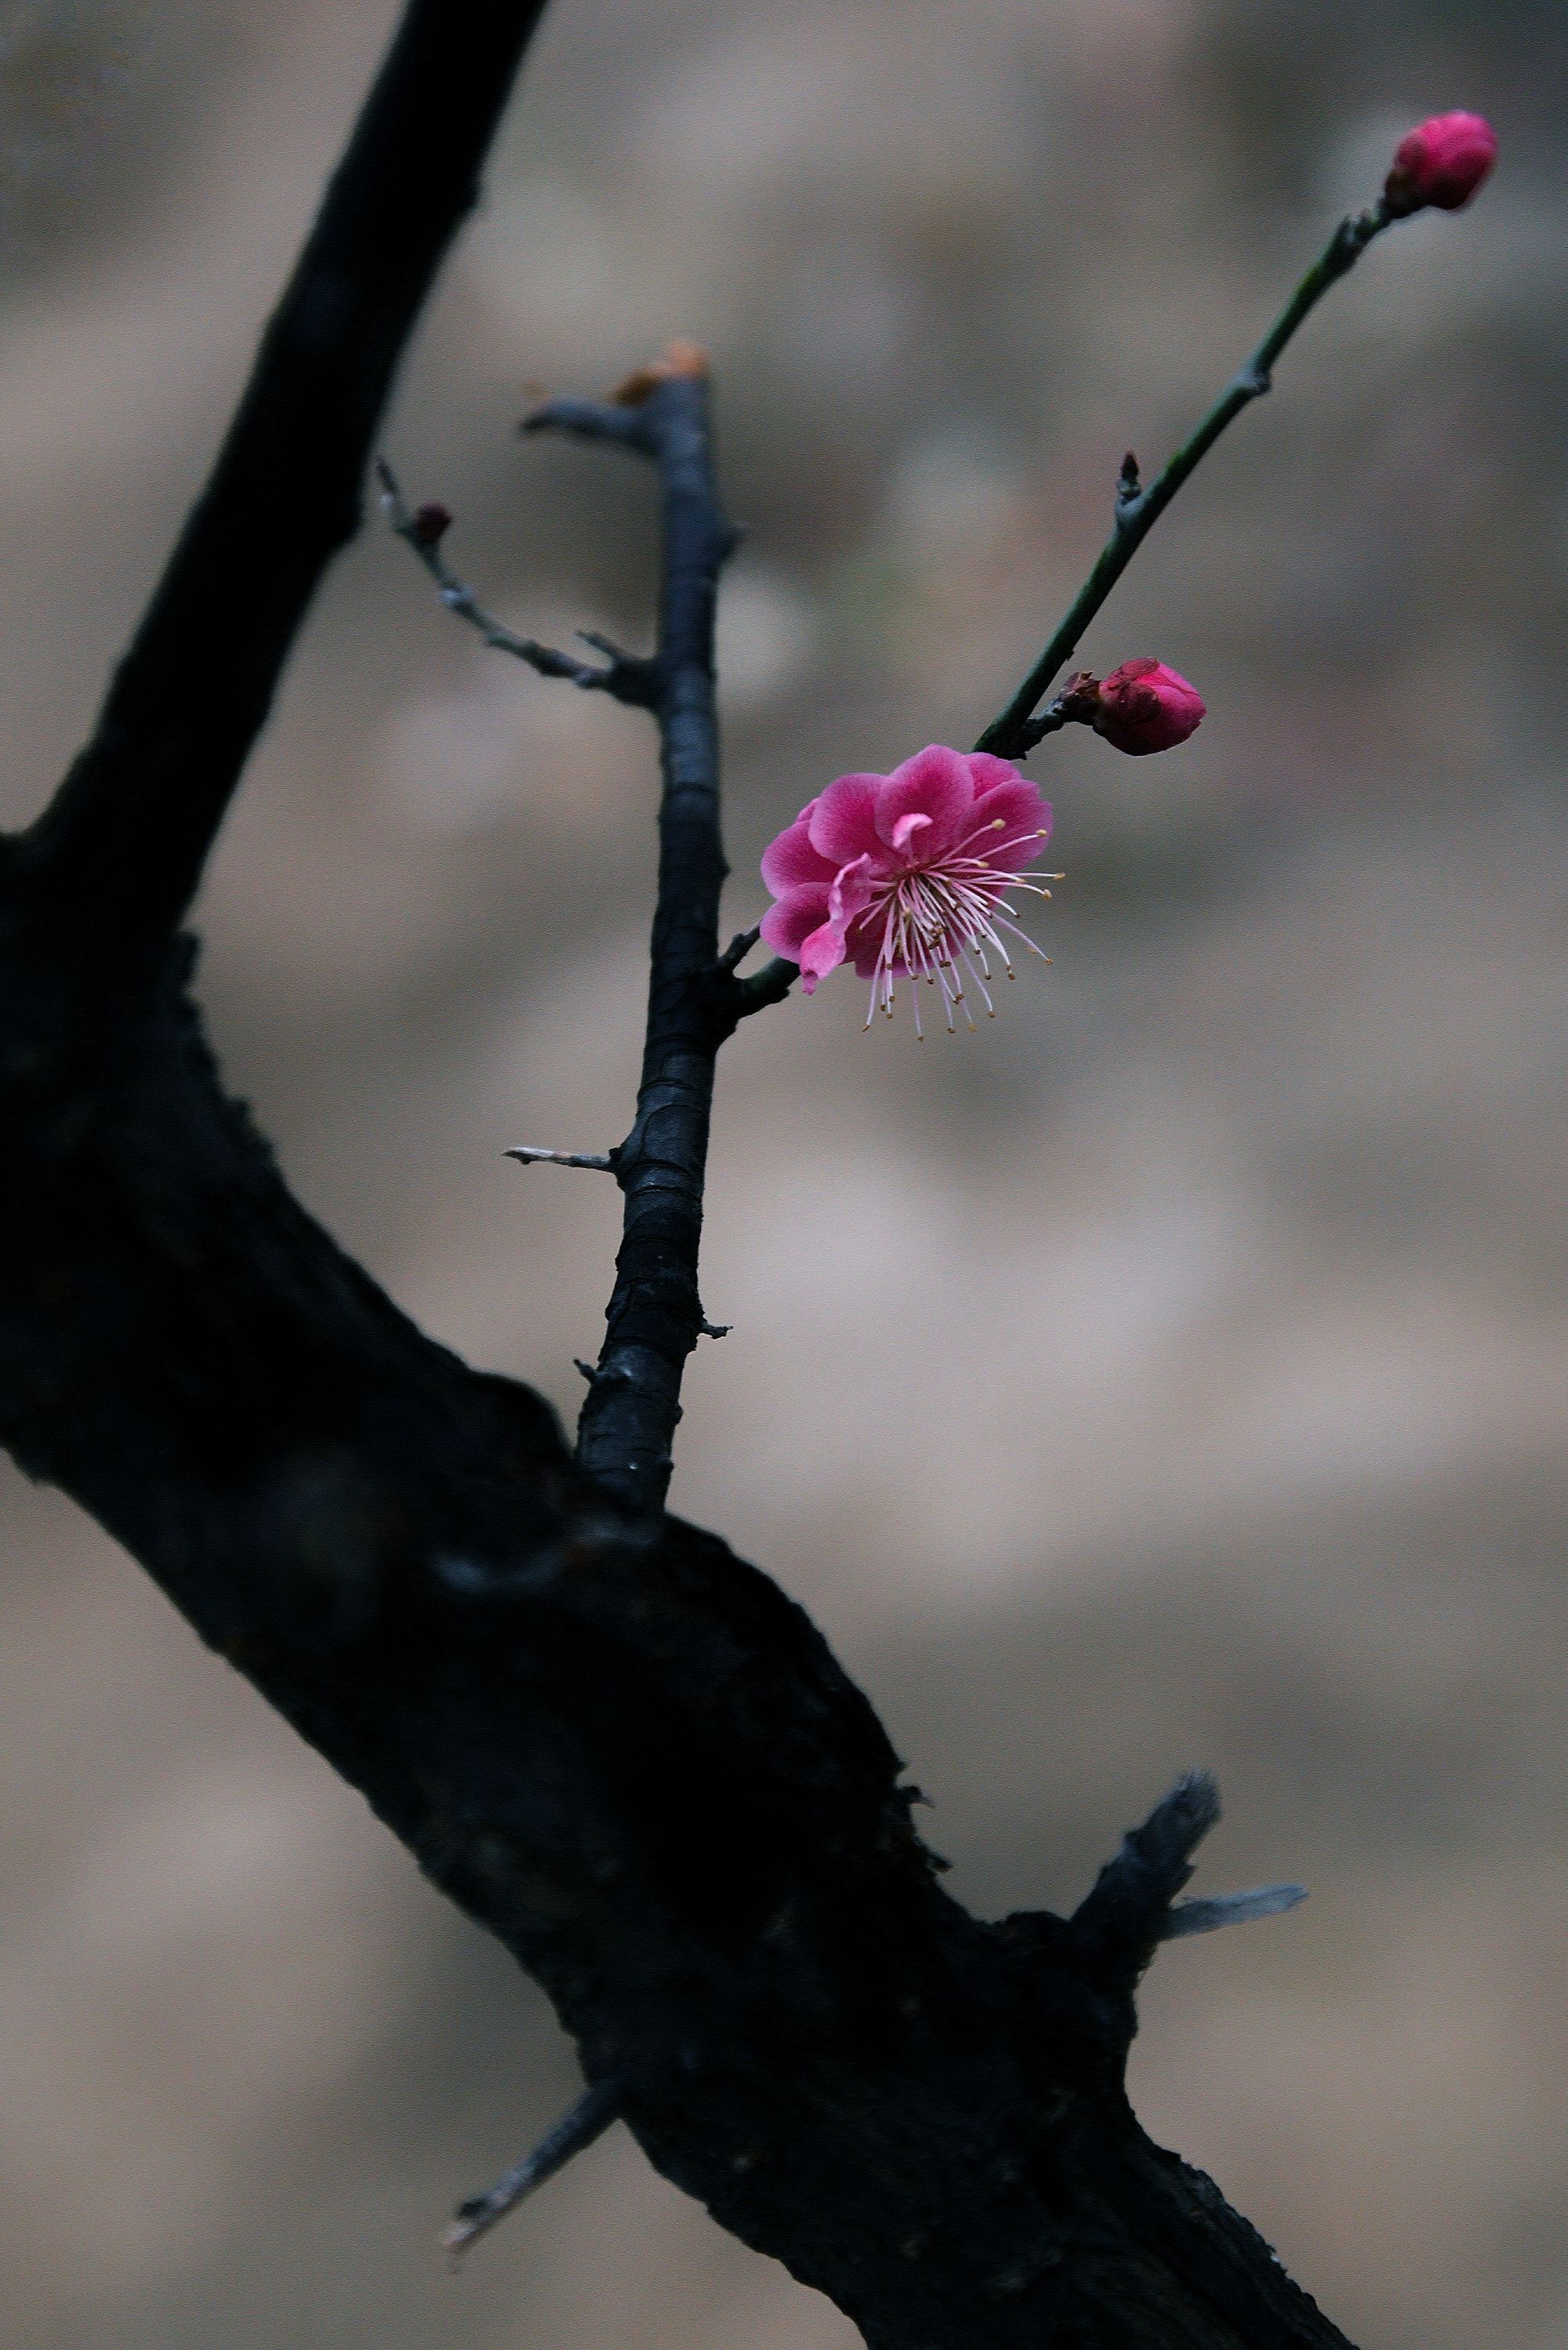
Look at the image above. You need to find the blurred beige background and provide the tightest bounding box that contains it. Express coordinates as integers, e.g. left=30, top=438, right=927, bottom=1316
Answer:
left=1, top=0, right=1566, bottom=2344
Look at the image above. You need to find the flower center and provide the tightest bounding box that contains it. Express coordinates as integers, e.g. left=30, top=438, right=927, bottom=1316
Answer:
left=861, top=824, right=1056, bottom=1036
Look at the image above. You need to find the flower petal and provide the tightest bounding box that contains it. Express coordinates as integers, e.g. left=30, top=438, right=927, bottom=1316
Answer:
left=760, top=882, right=832, bottom=961
left=808, top=774, right=885, bottom=866
left=968, top=776, right=1052, bottom=871
left=808, top=855, right=881, bottom=989
left=798, top=917, right=848, bottom=993
left=875, top=744, right=975, bottom=859
left=760, top=806, right=836, bottom=895
left=828, top=852, right=877, bottom=929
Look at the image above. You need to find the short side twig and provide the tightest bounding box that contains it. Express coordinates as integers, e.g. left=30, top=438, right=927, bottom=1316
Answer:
left=716, top=925, right=760, bottom=975
left=376, top=458, right=657, bottom=707
left=520, top=394, right=658, bottom=458
left=1159, top=1883, right=1307, bottom=1940
left=505, top=1145, right=616, bottom=1172
left=1066, top=1771, right=1223, bottom=1985
left=976, top=201, right=1394, bottom=758
left=1065, top=1770, right=1307, bottom=1980
left=444, top=2078, right=621, bottom=2262
left=703, top=928, right=797, bottom=1022
left=731, top=954, right=797, bottom=1019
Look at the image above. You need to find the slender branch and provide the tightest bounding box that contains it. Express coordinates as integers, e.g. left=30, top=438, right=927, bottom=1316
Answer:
left=444, top=2078, right=621, bottom=2261
left=506, top=1145, right=617, bottom=1171
left=523, top=352, right=737, bottom=1515
left=1160, top=1882, right=1307, bottom=1940
left=521, top=394, right=659, bottom=457
left=376, top=458, right=658, bottom=707
left=976, top=200, right=1393, bottom=758
left=20, top=0, right=554, bottom=960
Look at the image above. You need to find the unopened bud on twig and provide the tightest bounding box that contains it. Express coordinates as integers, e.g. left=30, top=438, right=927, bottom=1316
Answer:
left=1383, top=111, right=1497, bottom=218
left=1074, top=659, right=1206, bottom=756
left=409, top=501, right=453, bottom=549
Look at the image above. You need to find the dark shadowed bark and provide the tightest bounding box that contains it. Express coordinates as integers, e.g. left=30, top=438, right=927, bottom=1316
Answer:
left=521, top=365, right=751, bottom=1513
left=0, top=3, right=1359, bottom=2343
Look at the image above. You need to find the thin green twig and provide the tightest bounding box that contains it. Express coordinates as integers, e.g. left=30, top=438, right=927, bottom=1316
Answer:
left=976, top=199, right=1394, bottom=759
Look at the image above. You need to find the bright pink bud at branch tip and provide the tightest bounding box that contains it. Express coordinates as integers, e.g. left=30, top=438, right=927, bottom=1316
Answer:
left=1091, top=659, right=1205, bottom=757
left=758, top=746, right=1057, bottom=1033
left=1384, top=112, right=1497, bottom=216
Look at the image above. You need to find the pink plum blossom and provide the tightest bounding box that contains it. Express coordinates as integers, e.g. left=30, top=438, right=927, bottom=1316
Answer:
left=1090, top=659, right=1205, bottom=756
left=1384, top=112, right=1497, bottom=216
left=759, top=745, right=1055, bottom=1033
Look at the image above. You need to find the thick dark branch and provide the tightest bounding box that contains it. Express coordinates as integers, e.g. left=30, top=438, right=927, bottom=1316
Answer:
left=0, top=921, right=1356, bottom=2345
left=0, top=16, right=1363, bottom=2340
left=976, top=202, right=1392, bottom=759
left=20, top=0, right=553, bottom=958
left=526, top=356, right=739, bottom=1515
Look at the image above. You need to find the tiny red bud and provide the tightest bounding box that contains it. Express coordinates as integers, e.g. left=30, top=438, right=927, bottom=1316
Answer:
left=1092, top=659, right=1205, bottom=757
left=410, top=501, right=453, bottom=549
left=1383, top=111, right=1497, bottom=217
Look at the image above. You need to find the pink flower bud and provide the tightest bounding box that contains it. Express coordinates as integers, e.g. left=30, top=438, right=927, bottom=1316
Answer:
left=410, top=501, right=453, bottom=549
left=1384, top=112, right=1497, bottom=216
left=1091, top=659, right=1205, bottom=757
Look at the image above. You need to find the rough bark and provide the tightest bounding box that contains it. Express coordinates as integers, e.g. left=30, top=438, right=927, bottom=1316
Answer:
left=521, top=370, right=746, bottom=1513
left=0, top=4, right=1359, bottom=2343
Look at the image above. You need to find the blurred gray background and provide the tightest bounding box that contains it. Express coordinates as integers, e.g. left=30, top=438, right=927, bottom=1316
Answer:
left=1, top=0, right=1566, bottom=2344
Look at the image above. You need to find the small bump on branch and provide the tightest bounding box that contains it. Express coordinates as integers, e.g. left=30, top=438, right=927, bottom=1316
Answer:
left=1114, top=449, right=1141, bottom=519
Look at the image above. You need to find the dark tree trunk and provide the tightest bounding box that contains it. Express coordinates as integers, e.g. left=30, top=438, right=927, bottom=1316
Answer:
left=0, top=4, right=1358, bottom=2343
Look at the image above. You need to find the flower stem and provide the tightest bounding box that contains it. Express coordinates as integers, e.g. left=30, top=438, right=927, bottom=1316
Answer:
left=976, top=200, right=1393, bottom=759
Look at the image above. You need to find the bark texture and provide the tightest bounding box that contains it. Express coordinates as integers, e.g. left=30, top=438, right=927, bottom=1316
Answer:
left=0, top=4, right=1358, bottom=2343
